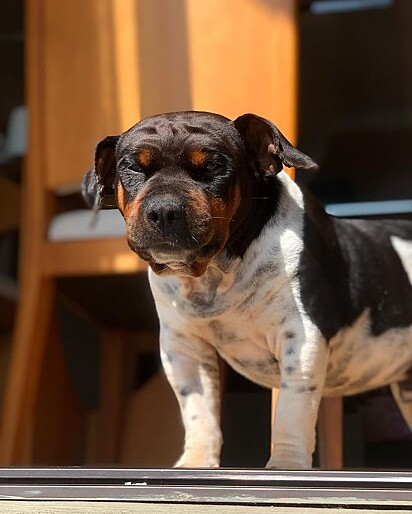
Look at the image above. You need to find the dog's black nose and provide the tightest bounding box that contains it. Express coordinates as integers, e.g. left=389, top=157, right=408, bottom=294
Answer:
left=146, top=198, right=185, bottom=235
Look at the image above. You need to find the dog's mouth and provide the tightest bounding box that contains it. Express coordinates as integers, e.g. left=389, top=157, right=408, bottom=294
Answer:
left=150, top=259, right=210, bottom=278
left=151, top=242, right=220, bottom=277
left=129, top=237, right=222, bottom=278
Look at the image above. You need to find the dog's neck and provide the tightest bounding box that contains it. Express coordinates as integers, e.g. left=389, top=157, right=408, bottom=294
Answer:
left=225, top=170, right=283, bottom=259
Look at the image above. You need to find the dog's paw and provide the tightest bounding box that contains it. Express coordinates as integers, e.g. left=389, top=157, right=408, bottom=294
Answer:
left=266, top=450, right=312, bottom=470
left=174, top=449, right=220, bottom=468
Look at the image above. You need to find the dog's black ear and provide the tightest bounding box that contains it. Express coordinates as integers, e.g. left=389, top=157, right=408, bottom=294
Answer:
left=234, top=113, right=318, bottom=174
left=82, top=135, right=120, bottom=210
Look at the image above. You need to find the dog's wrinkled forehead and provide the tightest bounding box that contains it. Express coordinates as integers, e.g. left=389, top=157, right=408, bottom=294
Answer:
left=117, top=111, right=244, bottom=159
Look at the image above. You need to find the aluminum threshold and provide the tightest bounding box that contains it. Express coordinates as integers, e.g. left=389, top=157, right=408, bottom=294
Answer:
left=0, top=468, right=411, bottom=507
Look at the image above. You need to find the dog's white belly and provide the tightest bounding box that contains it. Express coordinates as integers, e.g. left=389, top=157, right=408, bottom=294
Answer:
left=200, top=308, right=412, bottom=396
left=324, top=310, right=412, bottom=396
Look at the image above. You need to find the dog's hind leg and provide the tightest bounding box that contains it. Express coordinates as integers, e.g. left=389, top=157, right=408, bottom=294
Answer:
left=390, top=376, right=412, bottom=432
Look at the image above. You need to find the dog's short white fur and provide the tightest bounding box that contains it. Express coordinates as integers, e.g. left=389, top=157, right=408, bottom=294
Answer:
left=149, top=171, right=412, bottom=469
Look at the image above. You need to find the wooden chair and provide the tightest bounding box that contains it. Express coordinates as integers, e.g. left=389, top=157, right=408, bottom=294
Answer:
left=0, top=0, right=342, bottom=467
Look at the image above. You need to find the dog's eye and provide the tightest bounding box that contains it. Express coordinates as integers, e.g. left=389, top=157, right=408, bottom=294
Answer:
left=128, top=163, right=155, bottom=177
left=127, top=165, right=148, bottom=178
left=206, top=161, right=225, bottom=172
left=127, top=164, right=143, bottom=173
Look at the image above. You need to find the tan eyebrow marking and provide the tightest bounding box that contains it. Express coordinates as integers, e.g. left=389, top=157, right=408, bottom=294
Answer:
left=137, top=148, right=153, bottom=167
left=190, top=149, right=207, bottom=167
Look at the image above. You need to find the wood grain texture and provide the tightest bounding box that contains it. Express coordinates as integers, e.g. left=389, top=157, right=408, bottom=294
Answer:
left=0, top=0, right=54, bottom=465
left=43, top=0, right=297, bottom=189
left=186, top=0, right=297, bottom=139
left=43, top=239, right=147, bottom=276
left=43, top=0, right=141, bottom=189
left=317, top=396, right=344, bottom=469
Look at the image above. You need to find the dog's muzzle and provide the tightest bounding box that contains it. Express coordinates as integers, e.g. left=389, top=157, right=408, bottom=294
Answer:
left=145, top=195, right=189, bottom=241
left=126, top=191, right=216, bottom=275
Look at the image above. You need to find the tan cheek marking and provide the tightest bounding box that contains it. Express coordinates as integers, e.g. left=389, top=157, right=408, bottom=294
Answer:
left=209, top=197, right=229, bottom=228
left=209, top=198, right=232, bottom=246
left=116, top=182, right=125, bottom=214
left=210, top=184, right=241, bottom=240
left=189, top=189, right=210, bottom=212
left=124, top=193, right=143, bottom=220
left=116, top=181, right=142, bottom=220
left=187, top=185, right=241, bottom=254
left=137, top=148, right=153, bottom=168
left=190, top=149, right=207, bottom=167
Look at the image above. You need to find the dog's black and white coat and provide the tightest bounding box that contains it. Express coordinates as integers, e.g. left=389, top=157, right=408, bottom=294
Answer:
left=83, top=111, right=412, bottom=469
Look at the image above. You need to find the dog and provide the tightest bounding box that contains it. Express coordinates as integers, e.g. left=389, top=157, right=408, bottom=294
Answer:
left=83, top=111, right=412, bottom=469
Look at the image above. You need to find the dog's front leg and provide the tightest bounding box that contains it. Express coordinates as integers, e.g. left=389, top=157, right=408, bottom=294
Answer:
left=267, top=329, right=329, bottom=469
left=160, top=330, right=222, bottom=468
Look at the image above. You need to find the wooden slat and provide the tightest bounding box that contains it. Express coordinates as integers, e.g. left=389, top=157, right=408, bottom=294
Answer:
left=43, top=0, right=141, bottom=189
left=0, top=277, right=55, bottom=464
left=0, top=0, right=54, bottom=465
left=42, top=239, right=148, bottom=276
left=270, top=387, right=280, bottom=453
left=44, top=0, right=297, bottom=189
left=317, top=396, right=344, bottom=469
left=186, top=0, right=297, bottom=140
left=137, top=0, right=193, bottom=117
left=138, top=0, right=297, bottom=140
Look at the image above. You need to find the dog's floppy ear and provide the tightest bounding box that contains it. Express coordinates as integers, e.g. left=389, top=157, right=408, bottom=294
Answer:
left=234, top=113, right=318, bottom=174
left=82, top=135, right=120, bottom=210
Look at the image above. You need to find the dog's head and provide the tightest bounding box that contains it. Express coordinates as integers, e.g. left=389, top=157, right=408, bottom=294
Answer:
left=83, top=112, right=316, bottom=277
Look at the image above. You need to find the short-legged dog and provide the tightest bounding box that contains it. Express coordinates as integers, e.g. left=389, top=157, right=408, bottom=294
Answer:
left=83, top=111, right=412, bottom=469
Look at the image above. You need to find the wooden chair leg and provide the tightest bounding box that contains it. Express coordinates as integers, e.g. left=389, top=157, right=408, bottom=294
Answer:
left=0, top=276, right=55, bottom=465
left=88, top=329, right=129, bottom=464
left=317, top=396, right=344, bottom=469
left=270, top=388, right=280, bottom=453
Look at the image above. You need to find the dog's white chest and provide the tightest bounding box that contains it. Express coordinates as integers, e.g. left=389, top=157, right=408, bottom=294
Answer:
left=151, top=262, right=299, bottom=390
left=205, top=311, right=282, bottom=388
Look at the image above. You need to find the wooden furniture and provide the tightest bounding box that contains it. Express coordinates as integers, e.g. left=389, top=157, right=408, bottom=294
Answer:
left=0, top=0, right=342, bottom=468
